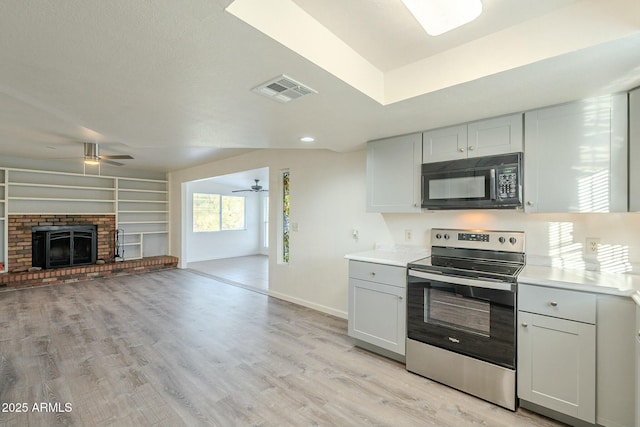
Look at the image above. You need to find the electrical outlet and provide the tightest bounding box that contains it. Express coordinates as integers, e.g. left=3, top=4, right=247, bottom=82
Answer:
left=585, top=237, right=600, bottom=257
left=405, top=229, right=412, bottom=241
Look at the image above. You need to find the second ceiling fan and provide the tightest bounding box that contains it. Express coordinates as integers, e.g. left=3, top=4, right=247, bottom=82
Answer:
left=232, top=179, right=268, bottom=193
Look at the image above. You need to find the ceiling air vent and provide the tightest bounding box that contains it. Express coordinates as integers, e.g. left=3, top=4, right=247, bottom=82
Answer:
left=252, top=75, right=318, bottom=103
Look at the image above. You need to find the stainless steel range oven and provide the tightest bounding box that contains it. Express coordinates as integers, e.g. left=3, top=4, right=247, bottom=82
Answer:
left=406, top=228, right=525, bottom=411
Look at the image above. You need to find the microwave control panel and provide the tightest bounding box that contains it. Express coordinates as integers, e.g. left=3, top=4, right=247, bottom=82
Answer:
left=497, top=166, right=519, bottom=200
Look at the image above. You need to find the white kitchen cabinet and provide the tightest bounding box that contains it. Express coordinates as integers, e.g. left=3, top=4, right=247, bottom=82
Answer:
left=596, top=295, right=635, bottom=427
left=422, top=124, right=468, bottom=162
left=348, top=260, right=406, bottom=357
left=422, top=113, right=522, bottom=163
left=524, top=94, right=628, bottom=213
left=630, top=87, right=640, bottom=211
left=366, top=133, right=422, bottom=213
left=636, top=301, right=640, bottom=427
left=518, top=284, right=596, bottom=424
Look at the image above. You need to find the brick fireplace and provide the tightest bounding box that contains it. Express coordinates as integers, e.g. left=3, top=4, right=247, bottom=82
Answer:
left=8, top=214, right=116, bottom=273
left=2, top=214, right=178, bottom=288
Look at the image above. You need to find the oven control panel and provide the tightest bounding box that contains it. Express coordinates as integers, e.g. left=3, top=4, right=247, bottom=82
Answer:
left=458, top=232, right=489, bottom=242
left=431, top=228, right=525, bottom=253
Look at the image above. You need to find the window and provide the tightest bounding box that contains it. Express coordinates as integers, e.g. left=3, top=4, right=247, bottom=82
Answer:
left=193, top=193, right=245, bottom=232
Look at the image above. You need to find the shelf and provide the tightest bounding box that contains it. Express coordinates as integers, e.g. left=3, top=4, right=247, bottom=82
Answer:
left=11, top=212, right=116, bottom=216
left=124, top=231, right=168, bottom=235
left=9, top=197, right=115, bottom=202
left=118, top=199, right=168, bottom=203
left=10, top=182, right=114, bottom=191
left=118, top=189, right=167, bottom=194
left=118, top=177, right=167, bottom=183
left=118, top=210, right=168, bottom=213
left=118, top=221, right=168, bottom=224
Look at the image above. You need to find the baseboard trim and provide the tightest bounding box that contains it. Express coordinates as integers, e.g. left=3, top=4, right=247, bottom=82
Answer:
left=267, top=290, right=347, bottom=319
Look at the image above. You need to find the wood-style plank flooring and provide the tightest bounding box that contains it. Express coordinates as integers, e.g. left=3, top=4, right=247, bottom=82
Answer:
left=188, top=255, right=268, bottom=293
left=0, top=270, right=565, bottom=426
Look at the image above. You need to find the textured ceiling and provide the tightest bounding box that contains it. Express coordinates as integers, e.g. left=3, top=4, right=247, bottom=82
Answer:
left=0, top=0, right=639, bottom=172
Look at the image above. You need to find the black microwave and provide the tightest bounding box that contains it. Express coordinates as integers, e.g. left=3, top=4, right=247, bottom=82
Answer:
left=421, top=153, right=522, bottom=209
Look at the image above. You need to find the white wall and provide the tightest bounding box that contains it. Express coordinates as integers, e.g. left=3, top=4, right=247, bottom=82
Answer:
left=185, top=179, right=263, bottom=262
left=169, top=148, right=640, bottom=319
left=169, top=149, right=386, bottom=318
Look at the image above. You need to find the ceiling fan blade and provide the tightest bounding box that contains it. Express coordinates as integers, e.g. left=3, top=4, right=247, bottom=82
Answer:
left=101, top=159, right=125, bottom=166
left=232, top=189, right=251, bottom=193
left=99, top=155, right=134, bottom=160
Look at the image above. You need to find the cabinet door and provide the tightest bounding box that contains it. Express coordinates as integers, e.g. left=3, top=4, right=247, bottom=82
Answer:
left=518, top=311, right=595, bottom=423
left=596, top=295, right=635, bottom=427
left=630, top=88, right=640, bottom=211
left=634, top=304, right=640, bottom=427
left=524, top=94, right=628, bottom=213
left=422, top=124, right=467, bottom=162
left=348, top=278, right=406, bottom=355
left=467, top=113, right=523, bottom=158
left=366, top=134, right=422, bottom=213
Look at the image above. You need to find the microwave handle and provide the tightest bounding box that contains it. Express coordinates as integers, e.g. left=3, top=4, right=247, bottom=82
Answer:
left=490, top=169, right=497, bottom=200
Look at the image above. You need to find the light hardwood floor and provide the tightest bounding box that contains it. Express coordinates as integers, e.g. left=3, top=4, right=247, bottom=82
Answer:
left=0, top=270, right=565, bottom=426
left=188, top=255, right=268, bottom=293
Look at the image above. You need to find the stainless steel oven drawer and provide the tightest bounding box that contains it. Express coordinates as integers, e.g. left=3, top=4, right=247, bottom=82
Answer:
left=348, top=260, right=406, bottom=288
left=519, top=284, right=596, bottom=324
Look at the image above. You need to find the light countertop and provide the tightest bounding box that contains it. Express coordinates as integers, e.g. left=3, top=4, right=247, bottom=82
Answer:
left=345, top=246, right=429, bottom=267
left=519, top=264, right=640, bottom=298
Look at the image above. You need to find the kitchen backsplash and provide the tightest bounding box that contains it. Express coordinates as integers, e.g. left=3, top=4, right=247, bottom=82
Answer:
left=379, top=211, right=640, bottom=274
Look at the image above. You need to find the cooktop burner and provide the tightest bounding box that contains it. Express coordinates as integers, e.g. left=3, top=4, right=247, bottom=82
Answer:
left=408, top=228, right=526, bottom=283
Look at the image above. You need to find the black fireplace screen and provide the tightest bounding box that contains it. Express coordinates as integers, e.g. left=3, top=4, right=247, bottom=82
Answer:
left=32, top=225, right=97, bottom=269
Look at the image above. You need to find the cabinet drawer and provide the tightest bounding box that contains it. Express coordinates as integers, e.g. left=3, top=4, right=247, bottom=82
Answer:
left=519, top=285, right=596, bottom=324
left=348, top=260, right=406, bottom=288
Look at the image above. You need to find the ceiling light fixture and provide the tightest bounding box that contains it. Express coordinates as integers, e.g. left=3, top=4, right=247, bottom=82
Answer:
left=300, top=136, right=315, bottom=143
left=401, top=0, right=483, bottom=36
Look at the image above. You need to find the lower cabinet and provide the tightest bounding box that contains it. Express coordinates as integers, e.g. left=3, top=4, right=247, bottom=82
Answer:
left=517, top=311, right=596, bottom=423
left=518, top=284, right=636, bottom=427
left=635, top=301, right=640, bottom=427
left=348, top=261, right=406, bottom=357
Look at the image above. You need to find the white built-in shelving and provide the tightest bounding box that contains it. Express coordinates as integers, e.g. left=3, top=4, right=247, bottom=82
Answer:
left=116, top=177, right=169, bottom=259
left=0, top=167, right=168, bottom=271
left=0, top=168, right=6, bottom=273
left=7, top=169, right=116, bottom=215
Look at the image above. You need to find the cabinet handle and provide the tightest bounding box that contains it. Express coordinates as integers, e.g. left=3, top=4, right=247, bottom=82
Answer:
left=458, top=148, right=465, bottom=152
left=468, top=145, right=474, bottom=150
left=527, top=201, right=533, bottom=206
left=398, top=296, right=403, bottom=300
left=522, top=323, right=528, bottom=327
left=370, top=272, right=376, bottom=276
left=549, top=301, right=558, bottom=307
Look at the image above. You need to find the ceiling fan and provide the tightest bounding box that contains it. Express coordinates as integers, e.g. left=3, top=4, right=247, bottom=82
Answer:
left=83, top=142, right=134, bottom=166
left=232, top=179, right=268, bottom=193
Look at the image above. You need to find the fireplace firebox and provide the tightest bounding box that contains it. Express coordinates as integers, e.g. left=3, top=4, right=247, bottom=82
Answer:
left=32, top=225, right=97, bottom=269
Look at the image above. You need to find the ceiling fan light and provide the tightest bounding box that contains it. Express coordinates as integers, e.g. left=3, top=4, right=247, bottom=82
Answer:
left=402, top=0, right=483, bottom=36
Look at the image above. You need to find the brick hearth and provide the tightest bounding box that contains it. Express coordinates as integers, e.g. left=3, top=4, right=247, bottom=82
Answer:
left=3, top=214, right=178, bottom=287
left=0, top=256, right=179, bottom=288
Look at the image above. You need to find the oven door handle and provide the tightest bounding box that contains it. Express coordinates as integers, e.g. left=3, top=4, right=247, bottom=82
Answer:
left=408, top=269, right=514, bottom=292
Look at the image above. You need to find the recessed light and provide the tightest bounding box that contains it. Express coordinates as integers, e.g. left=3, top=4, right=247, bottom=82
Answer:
left=300, top=136, right=315, bottom=143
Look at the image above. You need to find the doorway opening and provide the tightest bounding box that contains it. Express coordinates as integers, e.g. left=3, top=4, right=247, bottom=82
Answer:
left=184, top=167, right=269, bottom=294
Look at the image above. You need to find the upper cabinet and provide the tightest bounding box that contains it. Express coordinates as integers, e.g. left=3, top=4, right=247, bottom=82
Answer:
left=422, top=113, right=523, bottom=163
left=524, top=94, right=628, bottom=213
left=366, top=133, right=422, bottom=213
left=629, top=87, right=640, bottom=211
